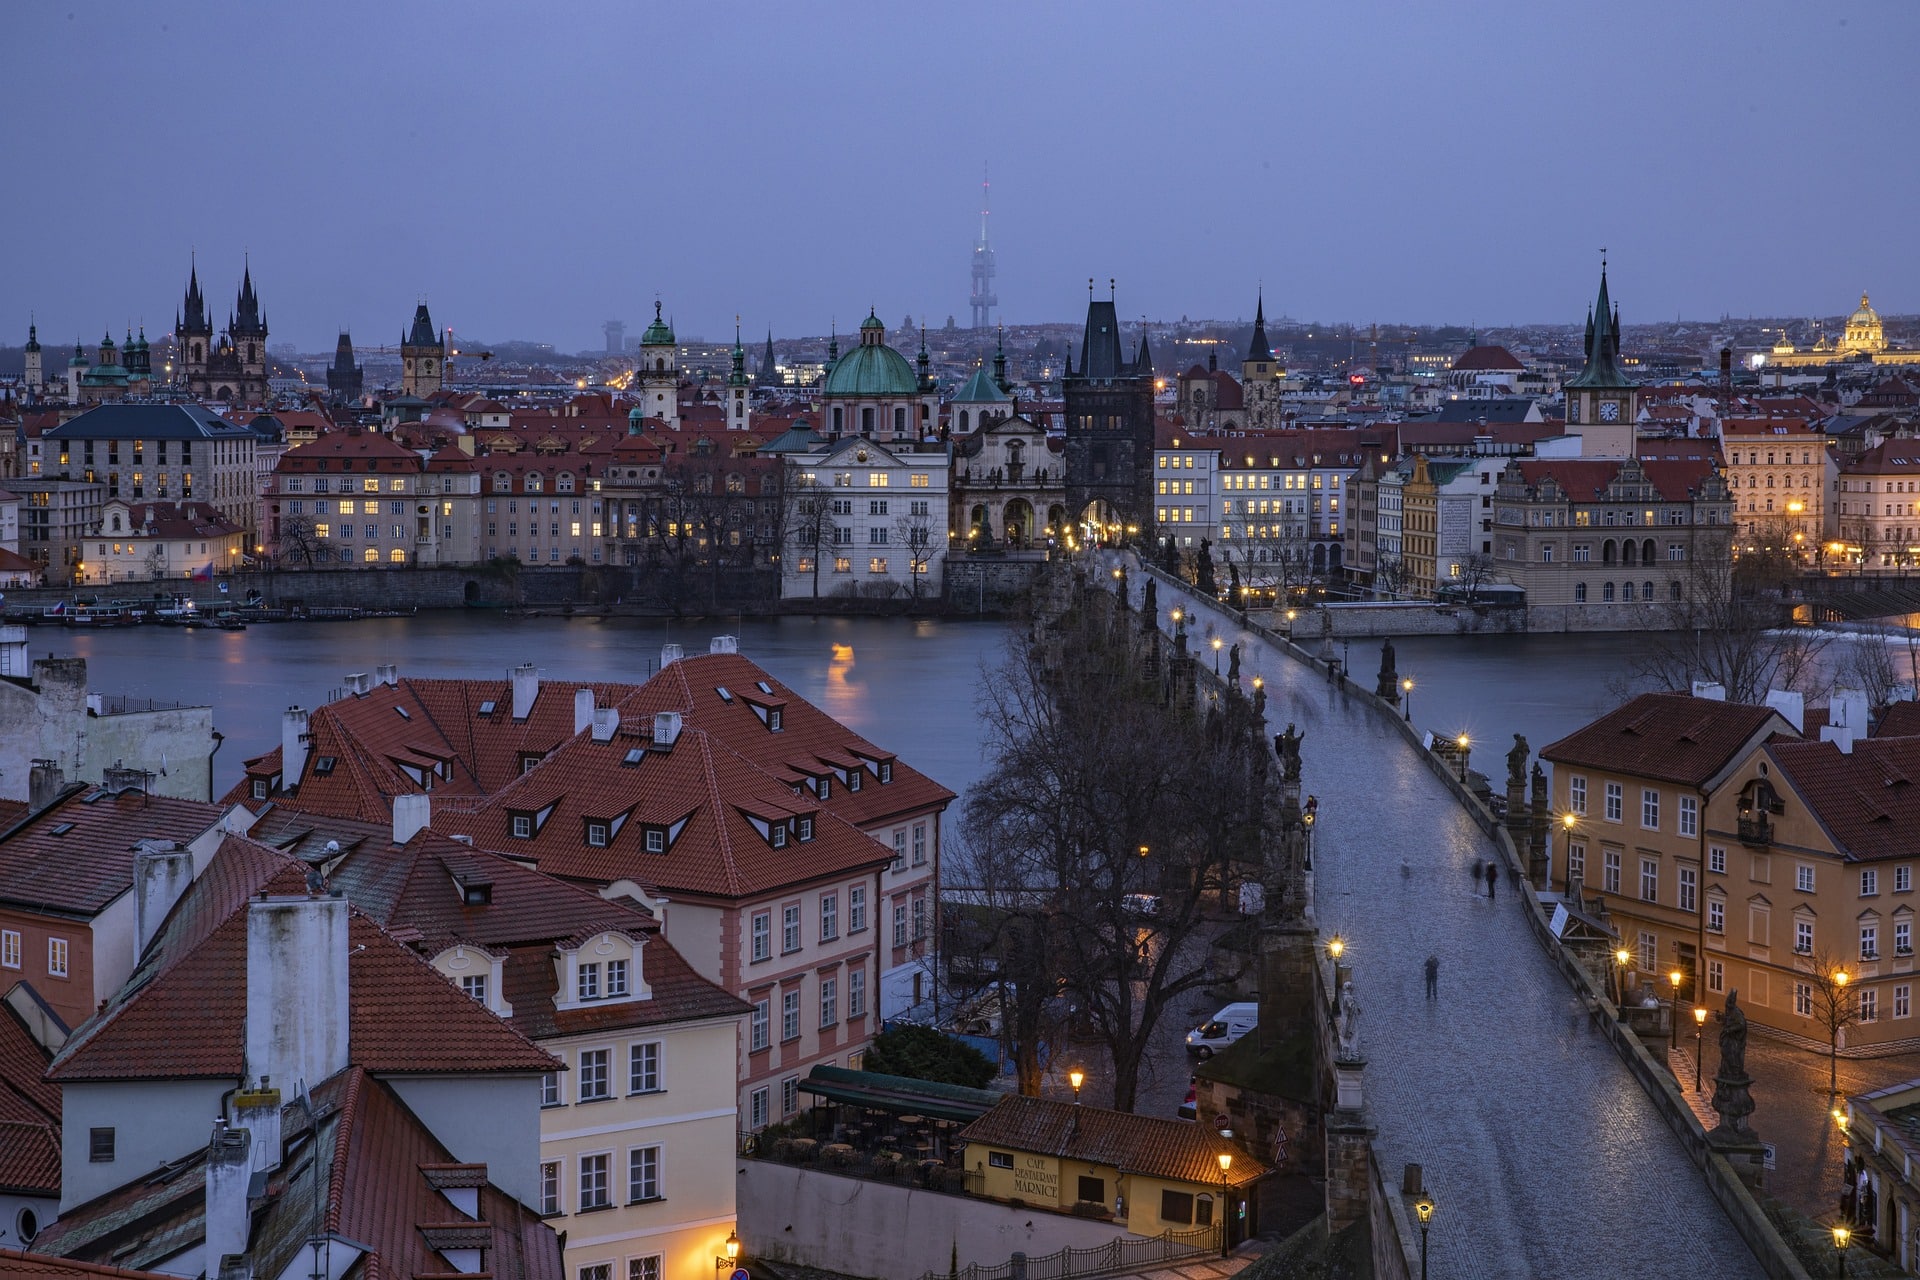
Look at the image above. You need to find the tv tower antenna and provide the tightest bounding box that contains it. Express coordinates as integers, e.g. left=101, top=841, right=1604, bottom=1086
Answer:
left=969, top=164, right=998, bottom=330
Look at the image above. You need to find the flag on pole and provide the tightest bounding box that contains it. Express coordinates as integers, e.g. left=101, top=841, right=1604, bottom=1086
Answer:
left=192, top=562, right=213, bottom=582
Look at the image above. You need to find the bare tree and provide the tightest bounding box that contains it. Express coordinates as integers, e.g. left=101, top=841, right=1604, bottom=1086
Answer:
left=893, top=502, right=940, bottom=606
left=1805, top=950, right=1863, bottom=1105
left=276, top=514, right=321, bottom=568
left=1840, top=627, right=1905, bottom=718
left=956, top=571, right=1269, bottom=1109
left=1630, top=545, right=1829, bottom=705
left=1371, top=553, right=1408, bottom=601
left=1451, top=552, right=1500, bottom=603
left=783, top=473, right=837, bottom=599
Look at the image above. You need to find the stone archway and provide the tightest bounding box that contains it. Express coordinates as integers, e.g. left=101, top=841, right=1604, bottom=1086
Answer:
left=1078, top=500, right=1117, bottom=548
left=1003, top=498, right=1034, bottom=549
left=1046, top=504, right=1066, bottom=543
left=970, top=503, right=992, bottom=545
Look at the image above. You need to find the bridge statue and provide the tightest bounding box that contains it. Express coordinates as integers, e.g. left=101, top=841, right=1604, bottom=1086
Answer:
left=1710, top=989, right=1759, bottom=1146
left=1227, top=642, right=1241, bottom=682
left=1275, top=723, right=1304, bottom=784
left=1337, top=979, right=1362, bottom=1059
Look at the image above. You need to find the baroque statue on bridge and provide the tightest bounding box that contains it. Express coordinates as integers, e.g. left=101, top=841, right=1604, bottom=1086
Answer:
left=1337, top=979, right=1362, bottom=1059
left=1275, top=724, right=1303, bottom=784
left=1507, top=734, right=1530, bottom=793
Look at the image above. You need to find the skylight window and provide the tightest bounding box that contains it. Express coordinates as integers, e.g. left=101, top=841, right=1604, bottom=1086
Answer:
left=394, top=706, right=411, bottom=720
left=48, top=823, right=74, bottom=837
left=716, top=686, right=733, bottom=703
left=756, top=682, right=773, bottom=694
left=313, top=757, right=338, bottom=776
left=622, top=747, right=645, bottom=766
left=478, top=700, right=497, bottom=716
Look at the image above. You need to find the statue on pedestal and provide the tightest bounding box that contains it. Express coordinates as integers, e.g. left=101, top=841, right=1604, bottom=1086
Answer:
left=1227, top=643, right=1241, bottom=682
left=1275, top=724, right=1304, bottom=784
left=1337, top=979, right=1362, bottom=1059
left=1506, top=735, right=1529, bottom=794
left=1376, top=637, right=1399, bottom=701
left=1710, top=990, right=1759, bottom=1142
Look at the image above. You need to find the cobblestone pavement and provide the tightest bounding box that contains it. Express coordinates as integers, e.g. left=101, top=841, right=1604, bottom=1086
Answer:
left=1124, top=560, right=1769, bottom=1280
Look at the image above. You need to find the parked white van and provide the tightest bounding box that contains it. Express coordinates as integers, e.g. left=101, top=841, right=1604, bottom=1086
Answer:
left=1185, top=1002, right=1257, bottom=1058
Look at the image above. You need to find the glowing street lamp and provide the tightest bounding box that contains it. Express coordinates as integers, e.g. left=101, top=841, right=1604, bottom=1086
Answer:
left=1833, top=1224, right=1851, bottom=1278
left=1402, top=677, right=1414, bottom=722
left=1613, top=947, right=1631, bottom=1006
left=1217, top=1151, right=1234, bottom=1256
left=1211, top=635, right=1223, bottom=673
left=1693, top=1006, right=1708, bottom=1092
left=1327, top=934, right=1345, bottom=961
left=716, top=1229, right=741, bottom=1273
left=1415, top=1196, right=1434, bottom=1280
left=1069, top=1067, right=1085, bottom=1104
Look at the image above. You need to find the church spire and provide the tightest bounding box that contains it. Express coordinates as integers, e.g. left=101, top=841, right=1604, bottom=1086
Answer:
left=992, top=325, right=1009, bottom=394
left=1564, top=255, right=1632, bottom=390
left=1246, top=291, right=1273, bottom=363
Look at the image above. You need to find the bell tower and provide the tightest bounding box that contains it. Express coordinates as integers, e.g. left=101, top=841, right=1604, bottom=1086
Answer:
left=401, top=302, right=444, bottom=397
left=1563, top=257, right=1638, bottom=458
left=637, top=301, right=679, bottom=430
left=726, top=319, right=749, bottom=432
left=1241, top=292, right=1284, bottom=428
left=22, top=322, right=41, bottom=396
left=176, top=257, right=212, bottom=391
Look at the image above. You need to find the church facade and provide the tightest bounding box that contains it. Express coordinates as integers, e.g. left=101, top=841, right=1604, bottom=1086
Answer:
left=174, top=260, right=271, bottom=403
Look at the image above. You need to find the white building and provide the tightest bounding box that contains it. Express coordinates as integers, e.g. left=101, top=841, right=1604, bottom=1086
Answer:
left=780, top=436, right=952, bottom=601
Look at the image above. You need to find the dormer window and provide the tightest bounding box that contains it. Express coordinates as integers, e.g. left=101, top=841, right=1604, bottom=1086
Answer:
left=463, top=881, right=492, bottom=906
left=769, top=708, right=783, bottom=732
left=816, top=777, right=831, bottom=800
left=512, top=815, right=532, bottom=839
left=798, top=817, right=814, bottom=842
left=879, top=762, right=893, bottom=784
left=771, top=823, right=788, bottom=849
left=848, top=770, right=862, bottom=793
left=645, top=828, right=665, bottom=853
left=461, top=974, right=488, bottom=1003
left=607, top=959, right=629, bottom=997
left=251, top=779, right=269, bottom=801
left=578, top=962, right=600, bottom=1000
left=586, top=821, right=609, bottom=847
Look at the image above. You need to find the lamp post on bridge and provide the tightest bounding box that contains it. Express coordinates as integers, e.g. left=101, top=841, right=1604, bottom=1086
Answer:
left=1415, top=1195, right=1434, bottom=1280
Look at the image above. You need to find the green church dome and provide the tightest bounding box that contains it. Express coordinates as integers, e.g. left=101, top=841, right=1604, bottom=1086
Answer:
left=640, top=300, right=675, bottom=347
left=822, top=313, right=918, bottom=397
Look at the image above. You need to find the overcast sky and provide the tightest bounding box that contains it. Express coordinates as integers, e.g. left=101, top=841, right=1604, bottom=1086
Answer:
left=7, top=1, right=1916, bottom=352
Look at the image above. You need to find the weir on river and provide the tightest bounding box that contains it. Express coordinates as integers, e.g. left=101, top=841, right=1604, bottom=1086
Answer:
left=1108, top=551, right=1769, bottom=1280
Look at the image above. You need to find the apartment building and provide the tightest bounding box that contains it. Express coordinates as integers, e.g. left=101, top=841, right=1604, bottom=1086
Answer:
left=1720, top=417, right=1837, bottom=552
left=42, top=403, right=259, bottom=535
left=1837, top=438, right=1920, bottom=570
left=1545, top=693, right=1792, bottom=1008
left=779, top=435, right=952, bottom=600
left=268, top=427, right=483, bottom=566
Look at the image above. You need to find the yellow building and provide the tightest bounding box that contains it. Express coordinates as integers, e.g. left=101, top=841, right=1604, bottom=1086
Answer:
left=1401, top=455, right=1438, bottom=599
left=1544, top=693, right=1791, bottom=1005
left=1764, top=294, right=1920, bottom=368
left=955, top=1095, right=1268, bottom=1248
left=1720, top=417, right=1838, bottom=553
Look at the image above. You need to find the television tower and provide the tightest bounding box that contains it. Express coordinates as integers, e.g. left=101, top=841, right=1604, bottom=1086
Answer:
left=969, top=166, right=998, bottom=330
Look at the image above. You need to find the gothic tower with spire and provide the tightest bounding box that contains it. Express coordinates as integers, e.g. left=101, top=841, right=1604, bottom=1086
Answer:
left=1242, top=292, right=1284, bottom=428
left=231, top=259, right=269, bottom=395
left=327, top=333, right=364, bottom=404
left=176, top=259, right=212, bottom=389
left=1063, top=282, right=1157, bottom=542
left=1562, top=258, right=1637, bottom=458
left=401, top=302, right=445, bottom=398
left=758, top=330, right=778, bottom=385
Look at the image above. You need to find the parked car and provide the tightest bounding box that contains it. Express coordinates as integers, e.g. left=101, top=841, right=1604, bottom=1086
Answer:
left=1178, top=1085, right=1197, bottom=1120
left=1185, top=1001, right=1257, bottom=1059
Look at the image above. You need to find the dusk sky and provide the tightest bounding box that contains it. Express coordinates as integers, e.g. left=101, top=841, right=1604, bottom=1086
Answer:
left=8, top=2, right=1917, bottom=352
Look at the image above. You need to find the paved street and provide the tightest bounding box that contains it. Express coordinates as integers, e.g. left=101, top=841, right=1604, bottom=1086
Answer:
left=1119, top=557, right=1770, bottom=1280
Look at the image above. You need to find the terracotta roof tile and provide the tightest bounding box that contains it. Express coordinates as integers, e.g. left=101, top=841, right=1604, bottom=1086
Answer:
left=1767, top=735, right=1920, bottom=862
left=0, top=788, right=227, bottom=916
left=1542, top=693, right=1788, bottom=787
left=956, top=1094, right=1268, bottom=1188
left=0, top=1250, right=182, bottom=1279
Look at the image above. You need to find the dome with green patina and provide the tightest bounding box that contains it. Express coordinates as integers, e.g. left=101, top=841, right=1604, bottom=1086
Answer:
left=822, top=313, right=918, bottom=397
left=640, top=301, right=675, bottom=347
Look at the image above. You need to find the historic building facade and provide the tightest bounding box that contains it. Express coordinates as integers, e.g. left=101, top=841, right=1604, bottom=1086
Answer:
left=1064, top=294, right=1156, bottom=542
left=175, top=260, right=270, bottom=403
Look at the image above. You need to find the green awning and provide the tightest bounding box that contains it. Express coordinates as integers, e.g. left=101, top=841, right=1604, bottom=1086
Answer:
left=798, top=1066, right=1001, bottom=1124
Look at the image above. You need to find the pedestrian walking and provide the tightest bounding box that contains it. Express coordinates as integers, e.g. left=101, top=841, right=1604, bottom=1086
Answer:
left=1485, top=860, right=1499, bottom=900
left=1424, top=955, right=1439, bottom=1000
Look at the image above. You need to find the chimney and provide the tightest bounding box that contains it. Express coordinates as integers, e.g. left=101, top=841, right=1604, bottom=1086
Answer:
left=343, top=672, right=371, bottom=697
left=102, top=764, right=148, bottom=795
left=1690, top=681, right=1727, bottom=702
left=27, top=760, right=64, bottom=813
left=653, top=711, right=682, bottom=750
left=710, top=635, right=739, bottom=655
left=376, top=663, right=398, bottom=687
left=246, top=895, right=350, bottom=1097
left=574, top=687, right=595, bottom=736
left=204, top=1121, right=252, bottom=1269
left=510, top=664, right=540, bottom=720
left=659, top=642, right=684, bottom=668
left=133, top=839, right=194, bottom=956
left=392, top=793, right=431, bottom=844
left=1823, top=688, right=1868, bottom=755
left=1764, top=689, right=1806, bottom=735
left=592, top=706, right=620, bottom=742
left=280, top=708, right=310, bottom=789
left=232, top=1081, right=283, bottom=1175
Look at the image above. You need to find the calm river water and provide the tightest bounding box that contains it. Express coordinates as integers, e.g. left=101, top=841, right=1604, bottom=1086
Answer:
left=48, top=614, right=1906, bottom=796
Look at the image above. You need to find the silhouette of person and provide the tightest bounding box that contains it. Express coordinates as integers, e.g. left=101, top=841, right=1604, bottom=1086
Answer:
left=1424, top=955, right=1439, bottom=999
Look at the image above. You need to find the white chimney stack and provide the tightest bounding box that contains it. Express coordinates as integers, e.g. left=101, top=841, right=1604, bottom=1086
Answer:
left=574, top=688, right=595, bottom=736
left=344, top=672, right=371, bottom=697
left=233, top=1082, right=283, bottom=1175
left=592, top=706, right=621, bottom=743
left=377, top=663, right=399, bottom=687
left=510, top=664, right=540, bottom=720
left=392, top=793, right=431, bottom=845
left=710, top=635, right=739, bottom=655
left=660, top=642, right=684, bottom=668
left=1691, top=681, right=1727, bottom=702
left=653, top=711, right=682, bottom=749
left=1765, top=689, right=1806, bottom=735
left=1822, top=687, right=1868, bottom=755
left=133, top=839, right=194, bottom=957
left=204, top=1121, right=252, bottom=1269
left=280, top=708, right=310, bottom=790
left=246, top=895, right=350, bottom=1097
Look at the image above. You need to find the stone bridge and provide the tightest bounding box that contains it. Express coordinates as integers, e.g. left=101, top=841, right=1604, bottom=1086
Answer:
left=1101, top=552, right=1778, bottom=1280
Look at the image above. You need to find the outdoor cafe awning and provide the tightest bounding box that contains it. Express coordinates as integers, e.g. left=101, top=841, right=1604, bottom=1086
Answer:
left=797, top=1066, right=1001, bottom=1124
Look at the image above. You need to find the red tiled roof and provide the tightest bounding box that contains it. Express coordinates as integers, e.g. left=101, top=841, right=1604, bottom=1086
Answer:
left=1767, top=736, right=1920, bottom=862
left=1451, top=345, right=1525, bottom=373
left=0, top=1252, right=181, bottom=1279
left=1720, top=418, right=1823, bottom=438
left=1542, top=693, right=1790, bottom=787
left=47, top=835, right=558, bottom=1082
left=0, top=787, right=227, bottom=916
left=0, top=1000, right=59, bottom=1197
left=956, top=1095, right=1269, bottom=1188
left=1509, top=456, right=1720, bottom=503
left=1842, top=438, right=1920, bottom=474
left=1874, top=702, right=1920, bottom=740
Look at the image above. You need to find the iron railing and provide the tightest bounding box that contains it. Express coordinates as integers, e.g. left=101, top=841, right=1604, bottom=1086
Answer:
left=910, top=1225, right=1217, bottom=1280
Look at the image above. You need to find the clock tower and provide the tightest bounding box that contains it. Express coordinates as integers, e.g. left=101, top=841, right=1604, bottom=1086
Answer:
left=1563, top=259, right=1637, bottom=458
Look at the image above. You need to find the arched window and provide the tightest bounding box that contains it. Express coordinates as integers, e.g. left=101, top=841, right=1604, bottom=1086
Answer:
left=1603, top=582, right=1615, bottom=602
left=1602, top=539, right=1616, bottom=564
left=894, top=406, right=907, bottom=434
left=655, top=358, right=665, bottom=372
left=363, top=547, right=379, bottom=562
left=1623, top=581, right=1636, bottom=602
left=390, top=548, right=406, bottom=563
left=526, top=473, right=544, bottom=493
left=1622, top=540, right=1637, bottom=566
left=1671, top=580, right=1683, bottom=601
left=1574, top=582, right=1587, bottom=603
left=862, top=407, right=875, bottom=434
left=1642, top=539, right=1656, bottom=564
left=1645, top=581, right=1655, bottom=602
left=1195, top=1194, right=1215, bottom=1227
left=959, top=410, right=969, bottom=431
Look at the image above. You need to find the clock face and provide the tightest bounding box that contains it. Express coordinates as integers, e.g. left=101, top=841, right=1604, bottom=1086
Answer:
left=1598, top=400, right=1620, bottom=423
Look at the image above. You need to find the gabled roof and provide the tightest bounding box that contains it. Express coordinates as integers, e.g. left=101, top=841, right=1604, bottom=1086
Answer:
left=1765, top=736, right=1920, bottom=863
left=31, top=1065, right=562, bottom=1280
left=0, top=996, right=60, bottom=1197
left=956, top=1094, right=1268, bottom=1188
left=1450, top=345, right=1524, bottom=373
left=1542, top=693, right=1790, bottom=787
left=0, top=1251, right=182, bottom=1279
left=47, top=835, right=558, bottom=1082
left=45, top=404, right=257, bottom=442
left=0, top=787, right=226, bottom=917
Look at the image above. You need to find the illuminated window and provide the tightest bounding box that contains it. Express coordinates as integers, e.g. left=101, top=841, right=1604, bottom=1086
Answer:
left=869, top=472, right=889, bottom=487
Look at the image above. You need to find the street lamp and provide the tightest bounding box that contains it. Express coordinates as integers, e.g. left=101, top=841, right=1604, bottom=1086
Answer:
left=1414, top=1196, right=1434, bottom=1280
left=1694, top=1006, right=1708, bottom=1092
left=1217, top=1151, right=1233, bottom=1257
left=1613, top=947, right=1631, bottom=1006
left=1669, top=971, right=1684, bottom=1048
left=716, top=1229, right=741, bottom=1274
left=1833, top=1224, right=1850, bottom=1279
left=1211, top=635, right=1223, bottom=673
left=1327, top=934, right=1345, bottom=962
left=1069, top=1068, right=1084, bottom=1105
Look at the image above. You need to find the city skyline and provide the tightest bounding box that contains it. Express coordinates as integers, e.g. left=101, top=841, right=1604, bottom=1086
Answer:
left=6, top=2, right=1917, bottom=351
